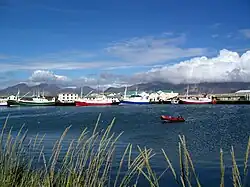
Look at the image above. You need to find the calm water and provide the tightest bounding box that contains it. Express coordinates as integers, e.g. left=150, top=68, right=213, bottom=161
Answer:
left=0, top=105, right=249, bottom=186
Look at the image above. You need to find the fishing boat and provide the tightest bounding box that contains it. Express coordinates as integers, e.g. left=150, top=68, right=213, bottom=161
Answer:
left=8, top=97, right=56, bottom=107
left=7, top=90, right=56, bottom=107
left=179, top=97, right=212, bottom=104
left=75, top=90, right=120, bottom=106
left=179, top=85, right=212, bottom=104
left=160, top=115, right=185, bottom=122
left=171, top=99, right=179, bottom=104
left=119, top=86, right=150, bottom=105
left=75, top=96, right=120, bottom=106
left=0, top=98, right=8, bottom=106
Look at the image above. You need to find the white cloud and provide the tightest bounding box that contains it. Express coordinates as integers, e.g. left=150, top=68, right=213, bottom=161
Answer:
left=0, top=34, right=209, bottom=72
left=0, top=54, right=10, bottom=59
left=75, top=73, right=128, bottom=88
left=239, top=29, right=250, bottom=39
left=210, top=23, right=221, bottom=29
left=0, top=60, right=119, bottom=72
left=29, top=70, right=70, bottom=84
left=0, top=50, right=115, bottom=72
left=211, top=34, right=219, bottom=38
left=105, top=33, right=208, bottom=65
left=132, top=49, right=250, bottom=84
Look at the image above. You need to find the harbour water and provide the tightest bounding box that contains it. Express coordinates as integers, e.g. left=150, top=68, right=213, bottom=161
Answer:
left=0, top=105, right=249, bottom=186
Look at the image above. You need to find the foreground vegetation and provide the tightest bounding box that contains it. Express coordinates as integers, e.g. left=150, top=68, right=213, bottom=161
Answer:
left=0, top=114, right=249, bottom=187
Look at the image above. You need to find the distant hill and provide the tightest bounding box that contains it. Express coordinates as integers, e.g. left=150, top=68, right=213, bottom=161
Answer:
left=0, top=83, right=96, bottom=96
left=1, top=81, right=250, bottom=97
left=105, top=82, right=250, bottom=94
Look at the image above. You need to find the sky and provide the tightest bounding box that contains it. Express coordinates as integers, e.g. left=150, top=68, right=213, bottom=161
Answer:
left=0, top=0, right=250, bottom=88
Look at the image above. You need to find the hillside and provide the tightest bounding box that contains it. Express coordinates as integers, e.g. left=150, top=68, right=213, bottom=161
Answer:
left=0, top=81, right=250, bottom=96
left=0, top=83, right=96, bottom=96
left=105, top=82, right=250, bottom=94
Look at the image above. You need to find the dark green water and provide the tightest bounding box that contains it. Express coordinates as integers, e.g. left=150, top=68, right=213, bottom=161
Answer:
left=0, top=105, right=249, bottom=186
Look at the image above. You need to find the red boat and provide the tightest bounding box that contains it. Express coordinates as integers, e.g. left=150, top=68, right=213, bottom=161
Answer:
left=75, top=101, right=119, bottom=106
left=160, top=115, right=185, bottom=122
left=75, top=95, right=120, bottom=106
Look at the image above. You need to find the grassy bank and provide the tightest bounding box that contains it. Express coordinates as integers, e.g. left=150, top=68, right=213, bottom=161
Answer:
left=0, top=114, right=249, bottom=187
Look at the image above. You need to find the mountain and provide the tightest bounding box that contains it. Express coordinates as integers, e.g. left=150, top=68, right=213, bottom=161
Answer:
left=0, top=83, right=96, bottom=96
left=105, top=82, right=250, bottom=94
left=1, top=81, right=250, bottom=97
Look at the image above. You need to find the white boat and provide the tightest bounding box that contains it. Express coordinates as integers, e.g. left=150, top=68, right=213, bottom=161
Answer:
left=75, top=95, right=120, bottom=106
left=75, top=90, right=120, bottom=106
left=171, top=100, right=179, bottom=104
left=0, top=95, right=18, bottom=106
left=119, top=86, right=150, bottom=105
left=179, top=85, right=212, bottom=104
left=0, top=98, right=8, bottom=106
left=179, top=97, right=212, bottom=104
left=7, top=90, right=56, bottom=106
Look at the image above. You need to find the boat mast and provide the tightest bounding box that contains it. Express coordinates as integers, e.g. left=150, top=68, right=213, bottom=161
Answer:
left=16, top=89, right=20, bottom=100
left=97, top=78, right=100, bottom=95
left=124, top=85, right=127, bottom=99
left=20, top=91, right=31, bottom=100
left=186, top=85, right=189, bottom=99
left=84, top=90, right=93, bottom=98
left=186, top=65, right=193, bottom=99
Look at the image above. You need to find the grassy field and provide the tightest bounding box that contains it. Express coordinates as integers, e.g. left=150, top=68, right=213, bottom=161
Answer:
left=0, top=114, right=249, bottom=187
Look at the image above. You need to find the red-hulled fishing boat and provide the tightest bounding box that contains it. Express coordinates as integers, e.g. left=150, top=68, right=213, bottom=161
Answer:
left=160, top=115, right=185, bottom=122
left=75, top=94, right=120, bottom=106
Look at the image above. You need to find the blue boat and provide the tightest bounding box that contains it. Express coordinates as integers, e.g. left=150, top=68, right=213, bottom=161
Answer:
left=119, top=87, right=150, bottom=105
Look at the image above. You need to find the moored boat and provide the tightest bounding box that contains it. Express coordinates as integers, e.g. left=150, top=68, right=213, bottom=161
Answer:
left=119, top=95, right=150, bottom=105
left=7, top=97, right=56, bottom=107
left=119, top=86, right=150, bottom=105
left=179, top=96, right=212, bottom=104
left=7, top=90, right=56, bottom=107
left=75, top=94, right=120, bottom=106
left=171, top=99, right=179, bottom=104
left=179, top=84, right=212, bottom=104
left=0, top=98, right=8, bottom=106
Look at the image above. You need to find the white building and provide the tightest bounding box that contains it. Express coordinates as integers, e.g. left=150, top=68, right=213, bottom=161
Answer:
left=158, top=90, right=179, bottom=100
left=235, top=90, right=250, bottom=94
left=149, top=90, right=179, bottom=101
left=57, top=93, right=79, bottom=103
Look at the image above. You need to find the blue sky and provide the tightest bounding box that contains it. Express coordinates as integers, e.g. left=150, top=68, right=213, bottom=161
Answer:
left=0, top=0, right=250, bottom=88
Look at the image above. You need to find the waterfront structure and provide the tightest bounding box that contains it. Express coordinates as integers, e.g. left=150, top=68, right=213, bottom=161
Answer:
left=57, top=93, right=78, bottom=103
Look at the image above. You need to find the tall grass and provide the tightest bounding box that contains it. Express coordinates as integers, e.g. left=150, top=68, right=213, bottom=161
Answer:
left=0, top=114, right=249, bottom=187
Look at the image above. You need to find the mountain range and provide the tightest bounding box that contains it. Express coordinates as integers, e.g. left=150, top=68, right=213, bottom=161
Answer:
left=0, top=83, right=95, bottom=96
left=105, top=82, right=250, bottom=94
left=0, top=82, right=250, bottom=96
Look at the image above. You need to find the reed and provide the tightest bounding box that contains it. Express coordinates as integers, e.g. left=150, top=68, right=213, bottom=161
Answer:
left=0, top=114, right=249, bottom=187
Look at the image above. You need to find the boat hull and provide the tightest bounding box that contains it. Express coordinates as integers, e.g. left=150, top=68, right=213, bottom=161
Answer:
left=119, top=100, right=150, bottom=105
left=160, top=115, right=185, bottom=122
left=76, top=101, right=120, bottom=106
left=55, top=101, right=76, bottom=106
left=0, top=102, right=7, bottom=106
left=171, top=100, right=179, bottom=105
left=7, top=100, right=55, bottom=107
left=179, top=99, right=212, bottom=104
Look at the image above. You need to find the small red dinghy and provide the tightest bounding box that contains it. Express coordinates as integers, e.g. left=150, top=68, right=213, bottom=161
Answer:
left=160, top=115, right=185, bottom=122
